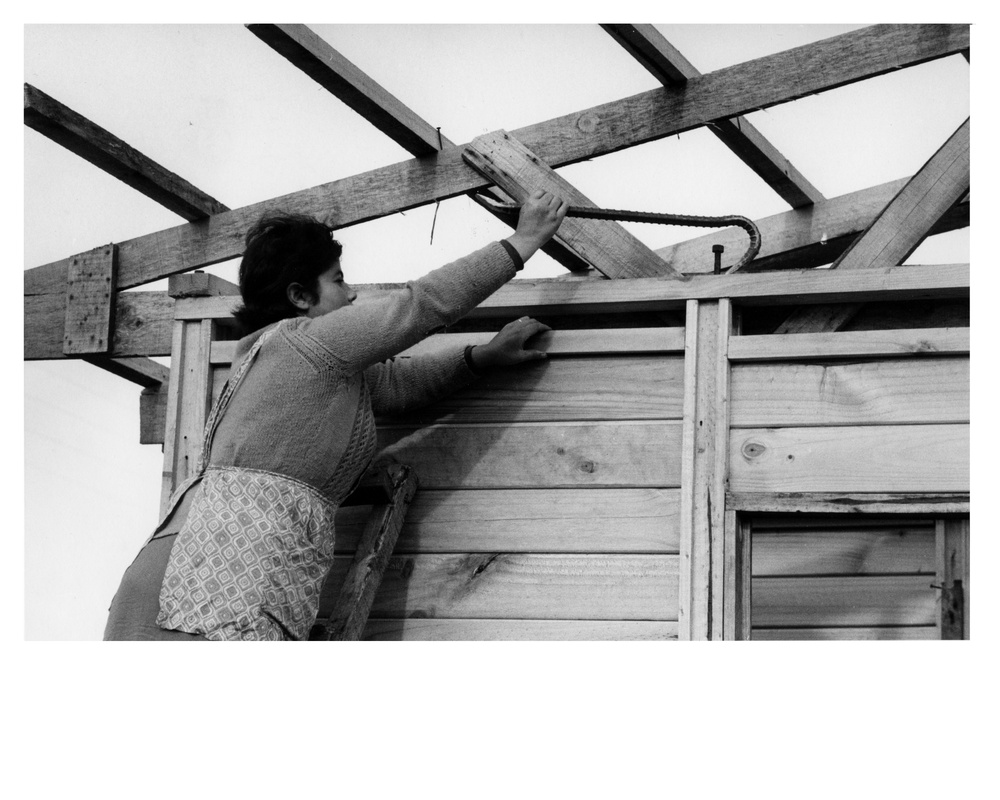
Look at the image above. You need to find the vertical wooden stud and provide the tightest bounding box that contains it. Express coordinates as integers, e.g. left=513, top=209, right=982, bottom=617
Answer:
left=679, top=298, right=732, bottom=640
left=723, top=510, right=752, bottom=640
left=679, top=301, right=699, bottom=641
left=159, top=317, right=214, bottom=513
left=935, top=517, right=970, bottom=639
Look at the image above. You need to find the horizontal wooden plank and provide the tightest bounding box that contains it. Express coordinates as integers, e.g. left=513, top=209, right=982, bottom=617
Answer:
left=728, top=492, right=969, bottom=515
left=354, top=619, right=679, bottom=641
left=173, top=262, right=970, bottom=322
left=84, top=355, right=170, bottom=388
left=333, top=488, right=681, bottom=554
left=318, top=554, right=680, bottom=620
left=206, top=327, right=687, bottom=365
left=376, top=421, right=682, bottom=488
left=730, top=424, right=969, bottom=493
left=752, top=626, right=937, bottom=640
left=26, top=290, right=174, bottom=360
left=728, top=327, right=969, bottom=361
left=752, top=575, right=936, bottom=627
left=385, top=356, right=684, bottom=424
left=23, top=24, right=968, bottom=297
left=753, top=528, right=935, bottom=576
left=730, top=358, right=969, bottom=427
left=399, top=327, right=686, bottom=357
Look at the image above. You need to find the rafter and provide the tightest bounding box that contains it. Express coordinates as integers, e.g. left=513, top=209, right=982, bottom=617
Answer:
left=776, top=117, right=970, bottom=333
left=24, top=84, right=228, bottom=221
left=464, top=130, right=684, bottom=279
left=601, top=24, right=825, bottom=208
left=246, top=24, right=589, bottom=272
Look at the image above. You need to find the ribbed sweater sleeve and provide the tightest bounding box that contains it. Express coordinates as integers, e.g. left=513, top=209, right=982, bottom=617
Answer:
left=286, top=241, right=516, bottom=374
left=365, top=346, right=475, bottom=416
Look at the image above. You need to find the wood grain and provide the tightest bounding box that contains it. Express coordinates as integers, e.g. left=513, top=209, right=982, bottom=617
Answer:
left=375, top=421, right=683, bottom=489
left=63, top=244, right=118, bottom=356
left=332, top=488, right=681, bottom=554
left=753, top=528, right=935, bottom=576
left=776, top=118, right=971, bottom=334
left=208, top=327, right=687, bottom=365
left=727, top=492, right=969, bottom=515
left=320, top=465, right=417, bottom=641
left=27, top=262, right=967, bottom=360
left=752, top=575, right=936, bottom=627
left=382, top=356, right=685, bottom=424
left=729, top=424, right=969, bottom=493
left=354, top=619, right=679, bottom=641
left=317, top=553, right=680, bottom=620
left=172, top=262, right=970, bottom=323
left=752, top=626, right=936, bottom=640
left=464, top=130, right=683, bottom=279
left=728, top=327, right=969, bottom=361
left=730, top=358, right=970, bottom=427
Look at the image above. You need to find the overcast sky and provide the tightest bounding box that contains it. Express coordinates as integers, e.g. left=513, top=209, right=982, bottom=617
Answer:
left=23, top=22, right=972, bottom=642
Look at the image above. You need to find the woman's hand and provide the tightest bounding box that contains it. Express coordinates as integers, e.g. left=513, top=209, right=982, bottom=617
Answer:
left=469, top=317, right=552, bottom=371
left=506, top=190, right=569, bottom=263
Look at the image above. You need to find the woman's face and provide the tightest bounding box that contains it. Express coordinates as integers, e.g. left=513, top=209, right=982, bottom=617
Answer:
left=305, top=259, right=357, bottom=317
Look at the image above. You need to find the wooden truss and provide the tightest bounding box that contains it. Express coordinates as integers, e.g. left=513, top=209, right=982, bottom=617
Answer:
left=24, top=24, right=971, bottom=640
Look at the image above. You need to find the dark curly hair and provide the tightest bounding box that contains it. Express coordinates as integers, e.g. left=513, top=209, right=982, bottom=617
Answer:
left=232, top=212, right=343, bottom=335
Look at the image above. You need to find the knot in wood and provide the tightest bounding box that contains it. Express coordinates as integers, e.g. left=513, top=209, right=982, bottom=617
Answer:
left=741, top=440, right=767, bottom=459
left=576, top=114, right=599, bottom=134
left=578, top=459, right=596, bottom=473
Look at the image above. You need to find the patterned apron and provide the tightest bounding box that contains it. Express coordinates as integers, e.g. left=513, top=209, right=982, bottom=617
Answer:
left=155, top=323, right=340, bottom=641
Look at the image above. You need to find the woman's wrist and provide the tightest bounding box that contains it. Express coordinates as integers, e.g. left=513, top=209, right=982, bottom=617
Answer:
left=505, top=232, right=543, bottom=264
left=465, top=344, right=488, bottom=375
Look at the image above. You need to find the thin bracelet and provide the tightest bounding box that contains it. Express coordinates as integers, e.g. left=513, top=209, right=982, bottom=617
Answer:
left=464, top=344, right=484, bottom=375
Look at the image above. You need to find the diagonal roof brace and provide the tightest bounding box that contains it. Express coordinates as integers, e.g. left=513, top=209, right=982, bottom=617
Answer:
left=463, top=130, right=687, bottom=280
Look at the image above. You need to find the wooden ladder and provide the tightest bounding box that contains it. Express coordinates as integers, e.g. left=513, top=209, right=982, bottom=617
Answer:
left=312, top=464, right=418, bottom=641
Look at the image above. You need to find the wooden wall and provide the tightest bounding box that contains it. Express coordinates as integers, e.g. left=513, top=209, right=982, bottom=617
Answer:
left=171, top=288, right=969, bottom=641
left=315, top=329, right=685, bottom=640
left=727, top=343, right=969, bottom=640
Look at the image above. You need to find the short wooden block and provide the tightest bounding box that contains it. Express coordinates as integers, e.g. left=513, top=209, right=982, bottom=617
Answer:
left=63, top=244, right=117, bottom=355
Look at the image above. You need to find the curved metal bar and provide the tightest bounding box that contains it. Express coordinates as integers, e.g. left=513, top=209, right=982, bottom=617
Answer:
left=476, top=196, right=762, bottom=273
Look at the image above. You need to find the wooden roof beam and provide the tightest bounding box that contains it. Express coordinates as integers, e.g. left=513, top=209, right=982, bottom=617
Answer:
left=24, top=84, right=228, bottom=221
left=776, top=117, right=970, bottom=333
left=464, top=130, right=685, bottom=279
left=245, top=24, right=589, bottom=272
left=24, top=25, right=968, bottom=300
left=26, top=261, right=968, bottom=361
left=24, top=174, right=968, bottom=361
left=246, top=24, right=444, bottom=156
left=602, top=24, right=825, bottom=208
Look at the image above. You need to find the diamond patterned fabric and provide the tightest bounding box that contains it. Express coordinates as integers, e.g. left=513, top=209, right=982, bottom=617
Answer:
left=157, top=467, right=338, bottom=641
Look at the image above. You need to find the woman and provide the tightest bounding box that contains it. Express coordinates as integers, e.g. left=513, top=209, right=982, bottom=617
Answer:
left=104, top=190, right=568, bottom=640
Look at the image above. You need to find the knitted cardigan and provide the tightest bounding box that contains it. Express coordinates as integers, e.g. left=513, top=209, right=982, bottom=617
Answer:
left=155, top=241, right=519, bottom=640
